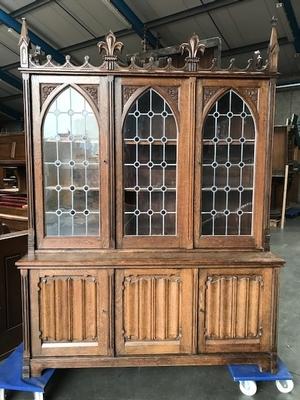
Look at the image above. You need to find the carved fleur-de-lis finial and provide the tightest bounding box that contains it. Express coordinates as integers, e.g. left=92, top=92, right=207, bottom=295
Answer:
left=97, top=31, right=123, bottom=70
left=180, top=33, right=205, bottom=72
left=180, top=33, right=205, bottom=58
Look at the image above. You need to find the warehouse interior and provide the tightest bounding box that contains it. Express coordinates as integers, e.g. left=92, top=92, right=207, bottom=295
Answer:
left=0, top=0, right=299, bottom=399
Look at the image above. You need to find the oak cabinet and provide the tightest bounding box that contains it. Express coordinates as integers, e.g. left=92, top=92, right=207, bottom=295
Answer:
left=199, top=268, right=274, bottom=353
left=30, top=269, right=113, bottom=357
left=16, top=22, right=284, bottom=377
left=115, top=269, right=195, bottom=355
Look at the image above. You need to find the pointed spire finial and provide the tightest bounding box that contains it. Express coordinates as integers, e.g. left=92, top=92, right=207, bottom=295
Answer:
left=19, top=18, right=30, bottom=68
left=268, top=16, right=279, bottom=73
left=271, top=16, right=278, bottom=27
left=18, top=17, right=29, bottom=47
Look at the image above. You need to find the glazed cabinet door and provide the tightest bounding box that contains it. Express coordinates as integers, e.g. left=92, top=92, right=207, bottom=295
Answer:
left=115, top=77, right=194, bottom=248
left=194, top=80, right=271, bottom=249
left=30, top=269, right=113, bottom=356
left=198, top=267, right=274, bottom=353
left=32, top=75, right=111, bottom=249
left=115, top=268, right=196, bottom=355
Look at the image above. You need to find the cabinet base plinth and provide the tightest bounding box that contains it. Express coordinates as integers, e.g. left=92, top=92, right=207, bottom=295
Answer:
left=28, top=353, right=277, bottom=378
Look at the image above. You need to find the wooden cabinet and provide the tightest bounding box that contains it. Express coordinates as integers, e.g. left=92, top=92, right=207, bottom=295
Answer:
left=115, top=269, right=195, bottom=355
left=199, top=268, right=274, bottom=353
left=0, top=232, right=27, bottom=359
left=30, top=269, right=113, bottom=357
left=16, top=21, right=284, bottom=377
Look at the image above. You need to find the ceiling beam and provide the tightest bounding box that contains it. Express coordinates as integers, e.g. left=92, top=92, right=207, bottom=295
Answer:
left=60, top=28, right=131, bottom=53
left=280, top=0, right=300, bottom=53
left=222, top=37, right=290, bottom=57
left=0, top=93, right=22, bottom=101
left=10, top=0, right=54, bottom=17
left=147, top=0, right=246, bottom=29
left=1, top=62, right=19, bottom=71
left=59, top=0, right=246, bottom=54
left=0, top=102, right=22, bottom=120
left=0, top=8, right=65, bottom=64
left=110, top=0, right=160, bottom=48
left=0, top=70, right=22, bottom=91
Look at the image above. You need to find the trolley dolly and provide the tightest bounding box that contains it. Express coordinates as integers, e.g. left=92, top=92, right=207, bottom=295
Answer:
left=0, top=344, right=55, bottom=400
left=228, top=358, right=294, bottom=396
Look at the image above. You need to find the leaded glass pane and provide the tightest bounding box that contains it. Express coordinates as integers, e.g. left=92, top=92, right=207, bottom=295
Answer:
left=43, top=87, right=100, bottom=237
left=201, top=90, right=255, bottom=236
left=123, top=88, right=178, bottom=236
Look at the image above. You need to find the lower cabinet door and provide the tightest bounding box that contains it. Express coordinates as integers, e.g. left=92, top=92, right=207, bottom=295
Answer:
left=115, top=268, right=195, bottom=355
left=30, top=269, right=113, bottom=356
left=198, top=268, right=274, bottom=353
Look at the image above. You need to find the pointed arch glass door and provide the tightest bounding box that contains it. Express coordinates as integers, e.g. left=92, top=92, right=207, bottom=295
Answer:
left=194, top=81, right=267, bottom=249
left=43, top=87, right=100, bottom=237
left=32, top=76, right=110, bottom=249
left=116, top=78, right=192, bottom=248
left=123, top=88, right=178, bottom=236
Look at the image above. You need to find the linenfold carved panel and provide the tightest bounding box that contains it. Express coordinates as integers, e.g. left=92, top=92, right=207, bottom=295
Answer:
left=38, top=275, right=98, bottom=342
left=205, top=275, right=263, bottom=340
left=123, top=274, right=182, bottom=341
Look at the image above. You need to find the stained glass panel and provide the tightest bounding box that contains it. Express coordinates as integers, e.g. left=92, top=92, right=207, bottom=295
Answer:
left=123, top=88, right=178, bottom=236
left=201, top=90, right=255, bottom=236
left=43, top=87, right=100, bottom=236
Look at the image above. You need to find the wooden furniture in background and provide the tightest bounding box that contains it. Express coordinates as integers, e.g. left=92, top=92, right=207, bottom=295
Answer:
left=271, top=124, right=299, bottom=215
left=16, top=19, right=283, bottom=378
left=0, top=132, right=28, bottom=233
left=0, top=231, right=27, bottom=359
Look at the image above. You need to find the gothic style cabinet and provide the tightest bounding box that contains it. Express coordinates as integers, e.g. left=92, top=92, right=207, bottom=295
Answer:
left=17, top=20, right=284, bottom=377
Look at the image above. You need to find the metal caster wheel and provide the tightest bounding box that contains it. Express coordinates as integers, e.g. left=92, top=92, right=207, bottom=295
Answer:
left=275, top=379, right=294, bottom=393
left=239, top=380, right=257, bottom=396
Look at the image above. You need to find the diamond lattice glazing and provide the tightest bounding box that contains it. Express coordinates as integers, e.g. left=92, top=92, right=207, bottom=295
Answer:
left=201, top=90, right=255, bottom=235
left=123, top=89, right=178, bottom=236
left=43, top=87, right=100, bottom=236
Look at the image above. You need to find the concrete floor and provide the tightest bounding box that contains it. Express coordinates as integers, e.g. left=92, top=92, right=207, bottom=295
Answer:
left=11, top=217, right=300, bottom=399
